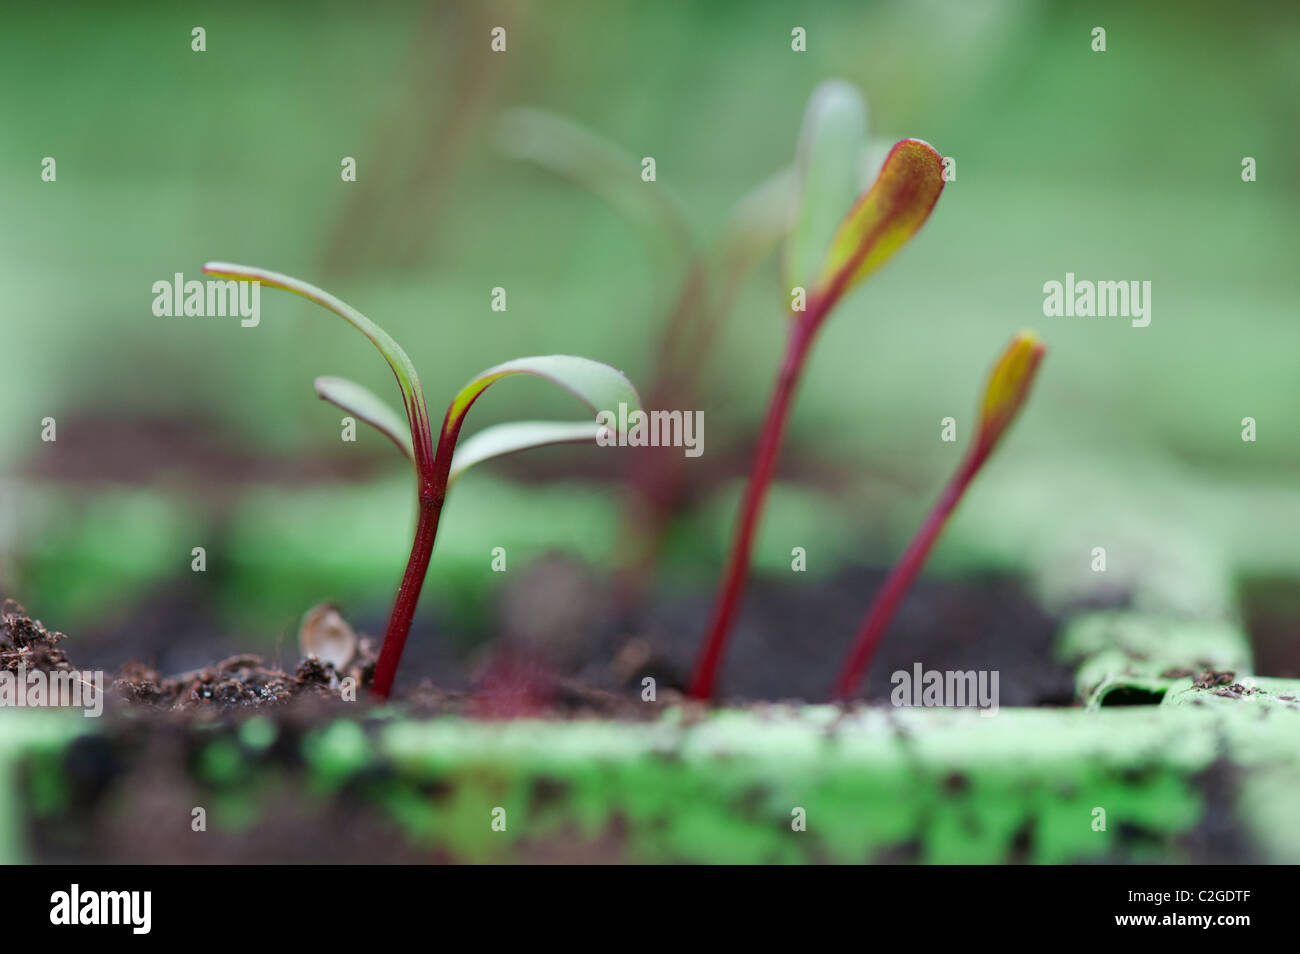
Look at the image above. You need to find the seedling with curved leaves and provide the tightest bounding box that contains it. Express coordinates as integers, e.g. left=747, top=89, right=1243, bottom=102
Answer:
left=203, top=263, right=641, bottom=698
left=833, top=331, right=1046, bottom=699
left=689, top=82, right=947, bottom=700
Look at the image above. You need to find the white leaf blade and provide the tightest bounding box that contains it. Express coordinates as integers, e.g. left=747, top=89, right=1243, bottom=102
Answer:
left=784, top=81, right=869, bottom=293
left=445, top=355, right=642, bottom=439
left=448, top=420, right=601, bottom=484
left=315, top=375, right=415, bottom=464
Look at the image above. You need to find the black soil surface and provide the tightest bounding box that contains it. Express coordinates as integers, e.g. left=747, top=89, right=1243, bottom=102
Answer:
left=388, top=558, right=1074, bottom=709
left=16, top=563, right=1074, bottom=714
left=612, top=566, right=1074, bottom=707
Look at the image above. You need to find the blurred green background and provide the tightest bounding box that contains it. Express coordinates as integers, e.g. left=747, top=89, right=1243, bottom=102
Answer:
left=2, top=0, right=1298, bottom=669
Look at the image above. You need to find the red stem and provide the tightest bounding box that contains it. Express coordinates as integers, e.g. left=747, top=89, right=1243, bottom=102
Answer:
left=369, top=408, right=461, bottom=700
left=688, top=304, right=825, bottom=699
left=685, top=172, right=907, bottom=701
left=369, top=495, right=441, bottom=698
left=831, top=443, right=988, bottom=701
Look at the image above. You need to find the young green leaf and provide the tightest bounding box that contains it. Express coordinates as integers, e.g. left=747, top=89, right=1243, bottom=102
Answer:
left=785, top=80, right=869, bottom=293
left=441, top=354, right=642, bottom=445
left=976, top=329, right=1046, bottom=456
left=314, top=375, right=415, bottom=465
left=448, top=420, right=601, bottom=484
left=202, top=262, right=433, bottom=465
left=813, top=138, right=945, bottom=304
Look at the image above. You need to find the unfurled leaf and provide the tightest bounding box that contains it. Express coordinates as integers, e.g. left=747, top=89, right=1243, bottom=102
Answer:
left=977, top=330, right=1046, bottom=453
left=315, top=375, right=415, bottom=464
left=442, top=354, right=642, bottom=455
left=785, top=80, right=869, bottom=292
left=813, top=138, right=945, bottom=301
left=202, top=262, right=433, bottom=464
left=448, top=420, right=601, bottom=483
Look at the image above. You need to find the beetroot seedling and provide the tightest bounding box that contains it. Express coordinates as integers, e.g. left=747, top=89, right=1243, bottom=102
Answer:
left=833, top=330, right=1046, bottom=700
left=688, top=100, right=947, bottom=700
left=202, top=263, right=641, bottom=699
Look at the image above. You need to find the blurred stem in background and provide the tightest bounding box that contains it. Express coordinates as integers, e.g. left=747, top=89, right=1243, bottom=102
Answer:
left=692, top=135, right=948, bottom=700
left=322, top=0, right=521, bottom=274
left=496, top=107, right=792, bottom=608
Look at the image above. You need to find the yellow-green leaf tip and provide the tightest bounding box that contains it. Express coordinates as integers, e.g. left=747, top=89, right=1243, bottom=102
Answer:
left=814, top=138, right=946, bottom=302
left=979, top=330, right=1045, bottom=451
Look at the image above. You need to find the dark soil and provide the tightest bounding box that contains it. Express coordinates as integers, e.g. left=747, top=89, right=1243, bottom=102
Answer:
left=608, top=565, right=1074, bottom=707
left=0, top=600, right=655, bottom=721
left=396, top=555, right=1073, bottom=708
left=1, top=604, right=76, bottom=677
left=10, top=560, right=1072, bottom=716
left=1, top=604, right=353, bottom=715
